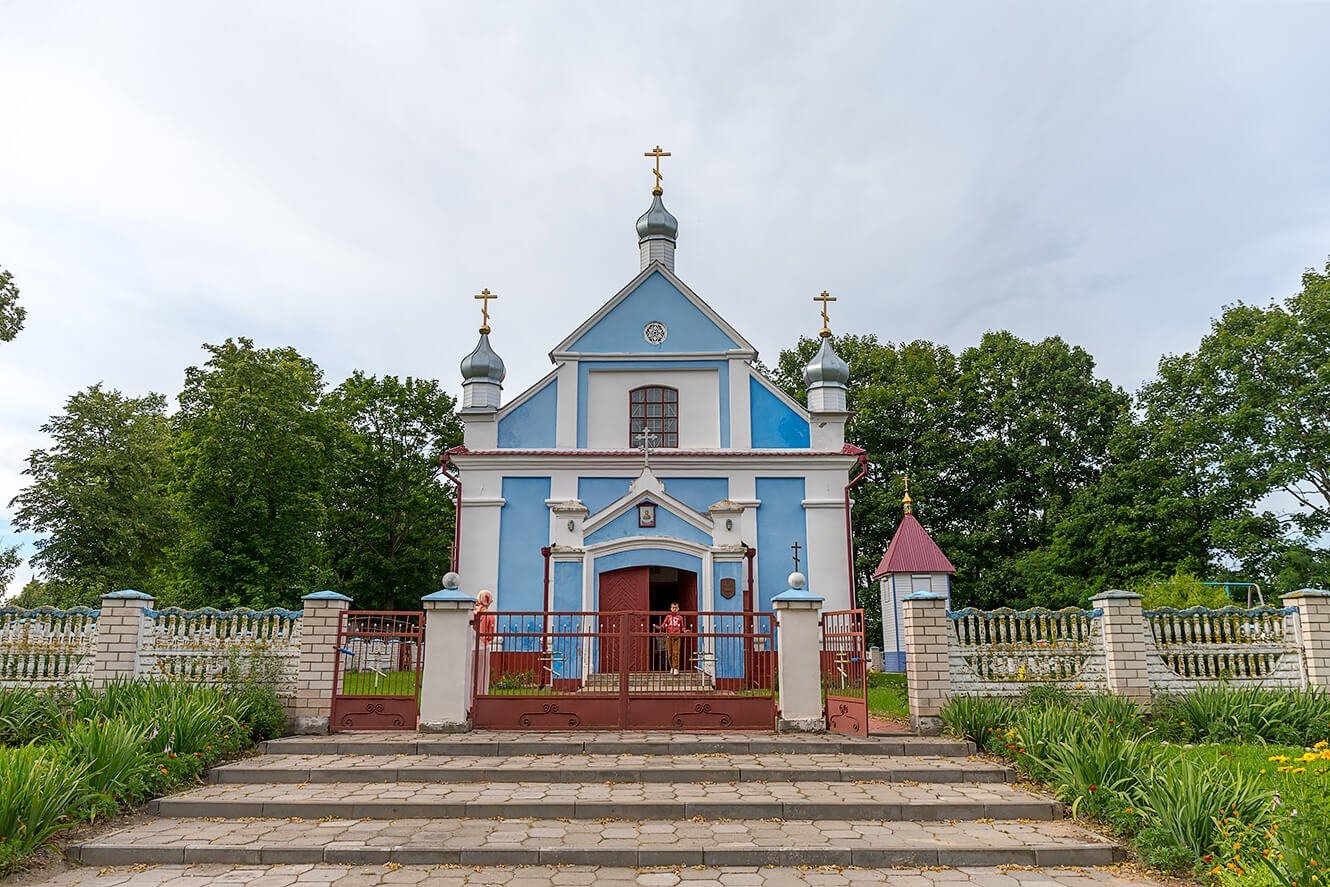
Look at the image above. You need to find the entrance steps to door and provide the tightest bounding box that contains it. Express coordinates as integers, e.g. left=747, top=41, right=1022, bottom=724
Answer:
left=258, top=730, right=975, bottom=756
left=210, top=751, right=1013, bottom=784
left=68, top=730, right=1125, bottom=870
left=152, top=778, right=1059, bottom=821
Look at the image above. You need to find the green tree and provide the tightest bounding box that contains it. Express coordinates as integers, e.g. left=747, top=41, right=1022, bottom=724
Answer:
left=321, top=373, right=461, bottom=609
left=0, top=545, right=20, bottom=597
left=0, top=266, right=25, bottom=342
left=775, top=331, right=1128, bottom=614
left=1144, top=259, right=1330, bottom=541
left=8, top=385, right=178, bottom=605
left=171, top=339, right=329, bottom=609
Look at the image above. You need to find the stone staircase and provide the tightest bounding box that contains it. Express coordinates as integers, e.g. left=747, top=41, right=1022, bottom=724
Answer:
left=69, top=731, right=1124, bottom=869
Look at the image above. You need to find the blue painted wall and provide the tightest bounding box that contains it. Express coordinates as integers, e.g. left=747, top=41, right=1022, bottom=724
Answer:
left=577, top=360, right=729, bottom=448
left=552, top=561, right=583, bottom=610
left=750, top=376, right=810, bottom=449
left=584, top=501, right=712, bottom=547
left=578, top=477, right=633, bottom=515
left=568, top=271, right=741, bottom=354
left=496, top=477, right=551, bottom=614
left=662, top=477, right=729, bottom=514
left=497, top=378, right=558, bottom=449
left=712, top=559, right=745, bottom=679
left=754, top=477, right=808, bottom=611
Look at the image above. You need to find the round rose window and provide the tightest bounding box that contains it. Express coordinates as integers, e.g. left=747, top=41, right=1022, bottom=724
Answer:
left=643, top=321, right=667, bottom=345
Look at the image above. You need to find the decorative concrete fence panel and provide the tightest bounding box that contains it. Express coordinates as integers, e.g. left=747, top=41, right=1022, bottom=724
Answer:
left=142, top=606, right=302, bottom=694
left=1145, top=605, right=1304, bottom=690
left=0, top=606, right=99, bottom=686
left=949, top=606, right=1108, bottom=695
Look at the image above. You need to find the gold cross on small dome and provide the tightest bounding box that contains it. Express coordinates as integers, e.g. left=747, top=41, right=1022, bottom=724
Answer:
left=814, top=290, right=836, bottom=338
left=644, top=145, right=671, bottom=195
left=474, top=288, right=497, bottom=334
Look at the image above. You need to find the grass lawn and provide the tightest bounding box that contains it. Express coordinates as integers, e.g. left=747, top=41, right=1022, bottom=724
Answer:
left=867, top=672, right=909, bottom=721
left=341, top=670, right=419, bottom=696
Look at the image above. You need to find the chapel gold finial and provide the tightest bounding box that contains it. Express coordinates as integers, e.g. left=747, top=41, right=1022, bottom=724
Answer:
left=474, top=288, right=497, bottom=334
left=644, top=145, right=671, bottom=195
left=814, top=290, right=837, bottom=338
left=903, top=476, right=914, bottom=514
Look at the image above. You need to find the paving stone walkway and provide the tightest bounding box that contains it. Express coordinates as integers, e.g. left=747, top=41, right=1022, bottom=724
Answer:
left=50, top=730, right=1161, bottom=886
left=22, top=863, right=1168, bottom=887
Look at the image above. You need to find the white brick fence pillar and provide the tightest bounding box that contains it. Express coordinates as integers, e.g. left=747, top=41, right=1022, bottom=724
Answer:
left=288, top=590, right=351, bottom=734
left=773, top=572, right=825, bottom=732
left=1091, top=590, right=1151, bottom=704
left=420, top=574, right=477, bottom=733
left=1282, top=589, right=1330, bottom=690
left=902, top=591, right=949, bottom=735
left=93, top=590, right=154, bottom=687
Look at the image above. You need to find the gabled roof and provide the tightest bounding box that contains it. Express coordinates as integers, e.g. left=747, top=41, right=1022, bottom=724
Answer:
left=873, top=512, right=955, bottom=577
left=549, top=261, right=757, bottom=359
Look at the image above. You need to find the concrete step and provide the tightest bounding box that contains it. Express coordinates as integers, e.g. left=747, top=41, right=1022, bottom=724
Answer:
left=152, top=780, right=1057, bottom=821
left=69, top=816, right=1122, bottom=868
left=42, top=863, right=1173, bottom=887
left=260, top=730, right=972, bottom=757
left=212, top=752, right=1012, bottom=784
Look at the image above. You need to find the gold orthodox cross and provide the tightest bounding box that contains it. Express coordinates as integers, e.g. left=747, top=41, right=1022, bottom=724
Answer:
left=790, top=541, right=802, bottom=573
left=474, top=288, right=497, bottom=334
left=644, top=145, right=671, bottom=194
left=814, top=290, right=836, bottom=337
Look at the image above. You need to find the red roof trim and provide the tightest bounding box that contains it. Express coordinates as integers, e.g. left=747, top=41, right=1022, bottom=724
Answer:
left=873, top=512, right=956, bottom=577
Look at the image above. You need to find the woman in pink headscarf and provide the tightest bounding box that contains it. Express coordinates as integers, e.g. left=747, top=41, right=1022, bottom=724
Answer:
left=472, top=589, right=496, bottom=696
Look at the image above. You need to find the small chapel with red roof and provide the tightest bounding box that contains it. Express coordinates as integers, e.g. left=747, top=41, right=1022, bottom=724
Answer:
left=874, top=481, right=955, bottom=671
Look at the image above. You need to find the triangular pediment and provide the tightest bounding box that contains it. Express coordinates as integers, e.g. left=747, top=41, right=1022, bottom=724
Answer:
left=583, top=468, right=714, bottom=537
left=551, top=263, right=756, bottom=358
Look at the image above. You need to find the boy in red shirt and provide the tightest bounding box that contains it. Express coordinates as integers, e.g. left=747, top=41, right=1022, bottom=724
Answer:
left=660, top=602, right=685, bottom=675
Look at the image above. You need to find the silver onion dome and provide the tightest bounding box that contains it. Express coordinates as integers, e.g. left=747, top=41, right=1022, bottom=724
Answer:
left=460, top=332, right=506, bottom=384
left=803, top=336, right=849, bottom=387
left=636, top=192, right=679, bottom=241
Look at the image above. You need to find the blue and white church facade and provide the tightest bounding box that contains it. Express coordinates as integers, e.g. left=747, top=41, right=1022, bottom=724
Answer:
left=447, top=184, right=863, bottom=620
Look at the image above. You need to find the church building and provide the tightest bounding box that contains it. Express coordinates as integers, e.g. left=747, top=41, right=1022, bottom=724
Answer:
left=445, top=153, right=865, bottom=621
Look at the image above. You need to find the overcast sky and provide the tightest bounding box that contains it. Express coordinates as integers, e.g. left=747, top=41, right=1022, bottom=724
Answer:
left=3, top=1, right=1329, bottom=597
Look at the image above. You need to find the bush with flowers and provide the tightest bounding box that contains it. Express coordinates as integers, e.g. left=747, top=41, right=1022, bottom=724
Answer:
left=942, top=687, right=1330, bottom=882
left=0, top=678, right=282, bottom=875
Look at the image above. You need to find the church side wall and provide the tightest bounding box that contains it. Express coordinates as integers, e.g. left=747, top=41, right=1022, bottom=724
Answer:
left=754, top=477, right=808, bottom=613
left=496, top=476, right=551, bottom=611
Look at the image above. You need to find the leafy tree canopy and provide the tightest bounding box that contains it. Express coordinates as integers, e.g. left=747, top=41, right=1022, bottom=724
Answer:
left=9, top=384, right=177, bottom=606
left=0, top=266, right=25, bottom=342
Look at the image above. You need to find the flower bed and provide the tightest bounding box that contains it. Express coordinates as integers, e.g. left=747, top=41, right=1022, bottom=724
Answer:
left=0, top=678, right=284, bottom=875
left=941, top=686, right=1330, bottom=885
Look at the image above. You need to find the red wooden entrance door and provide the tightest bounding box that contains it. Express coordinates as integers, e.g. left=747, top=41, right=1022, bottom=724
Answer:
left=598, top=567, right=649, bottom=672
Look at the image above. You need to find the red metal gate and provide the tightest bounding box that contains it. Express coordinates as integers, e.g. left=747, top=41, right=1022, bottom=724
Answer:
left=470, top=611, right=776, bottom=729
left=821, top=608, right=869, bottom=737
left=330, top=610, right=423, bottom=731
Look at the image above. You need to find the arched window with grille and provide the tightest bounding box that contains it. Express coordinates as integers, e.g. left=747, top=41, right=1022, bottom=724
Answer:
left=629, top=385, right=679, bottom=448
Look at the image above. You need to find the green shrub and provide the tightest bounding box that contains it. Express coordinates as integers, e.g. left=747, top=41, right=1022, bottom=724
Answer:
left=1155, top=686, right=1330, bottom=746
left=0, top=746, right=87, bottom=870
left=1043, top=730, right=1151, bottom=820
left=1017, top=684, right=1075, bottom=709
left=1076, top=693, right=1146, bottom=736
left=62, top=719, right=152, bottom=808
left=0, top=686, right=65, bottom=746
left=229, top=684, right=285, bottom=742
left=1133, top=757, right=1272, bottom=867
left=1009, top=704, right=1095, bottom=782
left=940, top=696, right=1015, bottom=749
left=1137, top=572, right=1232, bottom=610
